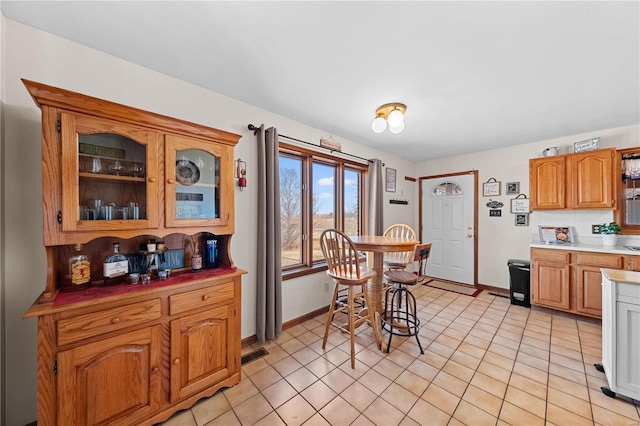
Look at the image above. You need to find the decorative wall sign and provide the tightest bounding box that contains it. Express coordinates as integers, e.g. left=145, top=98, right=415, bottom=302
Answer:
left=515, top=214, right=529, bottom=226
left=486, top=200, right=504, bottom=209
left=506, top=182, right=520, bottom=195
left=386, top=168, right=396, bottom=192
left=489, top=209, right=502, bottom=217
left=574, top=137, right=600, bottom=153
left=510, top=194, right=530, bottom=213
left=483, top=178, right=501, bottom=196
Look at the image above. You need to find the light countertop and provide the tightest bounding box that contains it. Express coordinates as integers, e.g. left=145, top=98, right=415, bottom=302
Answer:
left=601, top=268, right=640, bottom=285
left=529, top=241, right=640, bottom=255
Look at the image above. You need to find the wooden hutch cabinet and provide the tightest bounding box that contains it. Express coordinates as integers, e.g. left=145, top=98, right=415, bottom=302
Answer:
left=530, top=148, right=618, bottom=210
left=22, top=79, right=246, bottom=426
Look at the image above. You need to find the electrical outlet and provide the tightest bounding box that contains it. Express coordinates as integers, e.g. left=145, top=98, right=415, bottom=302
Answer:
left=592, top=224, right=602, bottom=234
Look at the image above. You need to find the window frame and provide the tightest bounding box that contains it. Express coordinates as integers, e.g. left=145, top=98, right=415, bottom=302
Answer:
left=279, top=142, right=369, bottom=280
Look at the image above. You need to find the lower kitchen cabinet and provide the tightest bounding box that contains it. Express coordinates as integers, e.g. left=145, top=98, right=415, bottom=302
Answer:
left=24, top=269, right=244, bottom=426
left=531, top=248, right=634, bottom=319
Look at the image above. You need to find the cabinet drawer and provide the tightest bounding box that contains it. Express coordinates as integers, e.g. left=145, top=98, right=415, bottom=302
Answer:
left=58, top=299, right=161, bottom=346
left=531, top=249, right=571, bottom=263
left=576, top=252, right=624, bottom=268
left=170, top=281, right=234, bottom=315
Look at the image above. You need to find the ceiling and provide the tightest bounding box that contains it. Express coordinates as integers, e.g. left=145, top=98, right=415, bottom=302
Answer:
left=2, top=1, right=639, bottom=162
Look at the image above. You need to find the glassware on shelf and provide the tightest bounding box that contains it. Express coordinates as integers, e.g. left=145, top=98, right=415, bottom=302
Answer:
left=109, top=160, right=124, bottom=175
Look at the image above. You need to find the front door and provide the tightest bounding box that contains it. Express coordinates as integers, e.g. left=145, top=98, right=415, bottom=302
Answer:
left=420, top=172, right=476, bottom=285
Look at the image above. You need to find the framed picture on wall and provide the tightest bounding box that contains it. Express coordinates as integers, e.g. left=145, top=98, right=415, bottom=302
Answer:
left=482, top=178, right=501, bottom=196
left=506, top=182, right=520, bottom=195
left=386, top=168, right=396, bottom=192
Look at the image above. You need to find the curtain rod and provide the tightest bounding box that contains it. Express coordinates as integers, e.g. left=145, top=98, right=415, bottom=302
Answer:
left=247, top=124, right=382, bottom=165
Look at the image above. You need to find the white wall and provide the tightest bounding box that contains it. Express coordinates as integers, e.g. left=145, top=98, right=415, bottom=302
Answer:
left=0, top=11, right=5, bottom=426
left=415, top=124, right=640, bottom=289
left=0, top=18, right=416, bottom=425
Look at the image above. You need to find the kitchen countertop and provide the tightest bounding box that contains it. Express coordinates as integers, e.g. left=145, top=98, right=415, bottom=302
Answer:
left=530, top=241, right=640, bottom=255
left=601, top=268, right=640, bottom=285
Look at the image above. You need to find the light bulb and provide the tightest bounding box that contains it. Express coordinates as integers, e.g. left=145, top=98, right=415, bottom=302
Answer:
left=387, top=108, right=404, bottom=127
left=371, top=116, right=387, bottom=133
left=389, top=121, right=405, bottom=134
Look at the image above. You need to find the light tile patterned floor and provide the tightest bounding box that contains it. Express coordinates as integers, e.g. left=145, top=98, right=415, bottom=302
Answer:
left=159, top=287, right=640, bottom=426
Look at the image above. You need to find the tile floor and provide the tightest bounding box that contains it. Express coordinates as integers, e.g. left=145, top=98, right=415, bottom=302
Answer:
left=159, top=286, right=640, bottom=426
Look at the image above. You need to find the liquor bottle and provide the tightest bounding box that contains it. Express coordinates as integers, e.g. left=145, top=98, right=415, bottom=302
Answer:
left=191, top=241, right=203, bottom=273
left=103, top=242, right=128, bottom=282
left=63, top=244, right=91, bottom=291
left=204, top=233, right=218, bottom=269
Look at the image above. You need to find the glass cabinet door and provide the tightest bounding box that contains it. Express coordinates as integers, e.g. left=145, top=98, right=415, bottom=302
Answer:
left=60, top=113, right=159, bottom=232
left=165, top=134, right=230, bottom=228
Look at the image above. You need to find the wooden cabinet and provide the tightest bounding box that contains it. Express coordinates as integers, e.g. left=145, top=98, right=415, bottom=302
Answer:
left=531, top=249, right=571, bottom=310
left=530, top=148, right=617, bottom=210
left=22, top=80, right=246, bottom=426
left=531, top=248, right=637, bottom=319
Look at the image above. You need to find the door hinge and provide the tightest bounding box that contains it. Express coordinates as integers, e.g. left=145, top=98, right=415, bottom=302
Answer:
left=57, top=211, right=62, bottom=224
left=56, top=120, right=61, bottom=134
left=53, top=360, right=58, bottom=375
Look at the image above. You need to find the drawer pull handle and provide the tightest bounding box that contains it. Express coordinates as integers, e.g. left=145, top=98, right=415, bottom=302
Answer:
left=167, top=178, right=176, bottom=184
left=149, top=177, right=157, bottom=183
left=111, top=317, right=121, bottom=324
left=173, top=358, right=180, bottom=365
left=202, top=295, right=210, bottom=301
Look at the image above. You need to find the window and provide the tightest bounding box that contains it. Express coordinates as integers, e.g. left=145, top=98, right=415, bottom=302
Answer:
left=279, top=142, right=367, bottom=278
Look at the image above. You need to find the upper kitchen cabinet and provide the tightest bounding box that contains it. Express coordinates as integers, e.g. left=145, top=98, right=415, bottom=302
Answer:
left=614, top=147, right=640, bottom=234
left=23, top=79, right=241, bottom=246
left=530, top=148, right=617, bottom=210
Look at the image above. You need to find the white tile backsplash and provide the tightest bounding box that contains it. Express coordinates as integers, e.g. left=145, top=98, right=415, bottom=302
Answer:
left=531, top=210, right=614, bottom=243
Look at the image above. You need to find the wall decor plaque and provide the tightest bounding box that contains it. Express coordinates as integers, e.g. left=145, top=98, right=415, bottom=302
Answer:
left=515, top=214, right=529, bottom=226
left=486, top=200, right=504, bottom=209
left=574, top=137, right=600, bottom=153
left=483, top=177, right=501, bottom=196
left=510, top=194, right=530, bottom=213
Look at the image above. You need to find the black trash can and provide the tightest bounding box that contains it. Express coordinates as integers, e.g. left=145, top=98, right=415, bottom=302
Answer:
left=508, top=259, right=531, bottom=307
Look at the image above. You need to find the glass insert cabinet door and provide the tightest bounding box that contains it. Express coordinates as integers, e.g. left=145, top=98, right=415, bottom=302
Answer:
left=60, top=113, right=160, bottom=232
left=165, top=134, right=231, bottom=228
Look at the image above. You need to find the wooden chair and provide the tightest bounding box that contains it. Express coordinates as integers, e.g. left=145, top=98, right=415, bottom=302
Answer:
left=382, top=243, right=432, bottom=353
left=320, top=229, right=377, bottom=368
left=383, top=224, right=417, bottom=270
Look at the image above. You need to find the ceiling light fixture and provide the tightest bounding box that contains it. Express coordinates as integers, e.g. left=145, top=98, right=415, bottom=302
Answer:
left=371, top=102, right=407, bottom=134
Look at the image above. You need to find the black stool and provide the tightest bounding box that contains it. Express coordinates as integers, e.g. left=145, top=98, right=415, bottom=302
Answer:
left=381, top=243, right=431, bottom=354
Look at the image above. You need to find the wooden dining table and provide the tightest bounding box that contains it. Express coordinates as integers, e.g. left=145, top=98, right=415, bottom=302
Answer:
left=349, top=235, right=418, bottom=350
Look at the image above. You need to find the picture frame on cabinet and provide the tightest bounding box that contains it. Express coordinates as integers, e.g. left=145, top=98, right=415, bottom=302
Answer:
left=482, top=178, right=500, bottom=196
left=386, top=168, right=396, bottom=192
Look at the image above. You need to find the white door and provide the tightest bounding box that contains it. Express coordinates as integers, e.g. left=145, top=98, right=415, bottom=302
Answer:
left=421, top=173, right=475, bottom=285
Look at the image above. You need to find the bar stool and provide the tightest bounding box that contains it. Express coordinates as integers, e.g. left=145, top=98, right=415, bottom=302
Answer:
left=320, top=229, right=377, bottom=368
left=383, top=224, right=417, bottom=271
left=382, top=243, right=431, bottom=353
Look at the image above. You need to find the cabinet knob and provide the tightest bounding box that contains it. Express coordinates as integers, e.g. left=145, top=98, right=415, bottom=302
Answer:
left=202, top=294, right=210, bottom=301
left=111, top=317, right=121, bottom=324
left=167, top=178, right=176, bottom=184
left=149, top=177, right=157, bottom=183
left=151, top=366, right=159, bottom=374
left=173, top=358, right=180, bottom=365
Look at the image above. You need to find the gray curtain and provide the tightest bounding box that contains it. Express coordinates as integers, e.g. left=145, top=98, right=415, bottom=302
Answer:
left=368, top=159, right=384, bottom=235
left=256, top=125, right=282, bottom=342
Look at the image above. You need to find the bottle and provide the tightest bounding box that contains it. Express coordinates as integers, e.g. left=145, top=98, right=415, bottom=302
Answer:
left=64, top=244, right=91, bottom=291
left=204, top=233, right=218, bottom=269
left=103, top=242, right=128, bottom=282
left=191, top=241, right=203, bottom=273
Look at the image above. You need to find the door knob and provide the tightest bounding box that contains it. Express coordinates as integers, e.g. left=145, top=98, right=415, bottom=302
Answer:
left=468, top=226, right=473, bottom=230
left=468, top=234, right=473, bottom=238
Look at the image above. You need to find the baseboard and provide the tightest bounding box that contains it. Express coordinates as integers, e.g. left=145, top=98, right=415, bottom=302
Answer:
left=241, top=305, right=329, bottom=348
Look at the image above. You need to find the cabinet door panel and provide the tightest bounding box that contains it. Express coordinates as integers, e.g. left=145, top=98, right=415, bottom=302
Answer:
left=58, top=326, right=162, bottom=426
left=530, top=157, right=566, bottom=209
left=616, top=301, right=640, bottom=396
left=532, top=261, right=570, bottom=309
left=576, top=265, right=603, bottom=317
left=170, top=305, right=235, bottom=401
left=60, top=113, right=160, bottom=232
left=570, top=149, right=614, bottom=209
left=165, top=135, right=232, bottom=229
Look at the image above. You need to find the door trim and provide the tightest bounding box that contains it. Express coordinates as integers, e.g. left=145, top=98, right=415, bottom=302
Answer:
left=418, top=170, right=478, bottom=285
